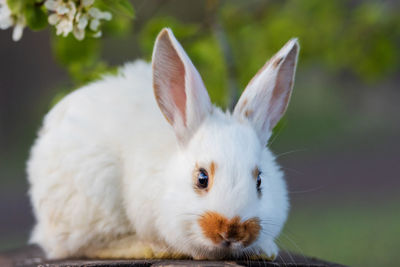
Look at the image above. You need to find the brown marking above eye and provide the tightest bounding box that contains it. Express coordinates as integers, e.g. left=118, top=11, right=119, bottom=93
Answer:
left=193, top=161, right=217, bottom=195
left=252, top=167, right=260, bottom=180
left=253, top=167, right=262, bottom=197
left=198, top=211, right=261, bottom=247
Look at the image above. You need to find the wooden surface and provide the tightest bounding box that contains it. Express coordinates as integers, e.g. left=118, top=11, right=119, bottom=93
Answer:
left=0, top=245, right=347, bottom=267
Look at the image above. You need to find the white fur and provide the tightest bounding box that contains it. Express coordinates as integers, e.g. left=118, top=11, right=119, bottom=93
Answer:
left=27, top=28, right=298, bottom=260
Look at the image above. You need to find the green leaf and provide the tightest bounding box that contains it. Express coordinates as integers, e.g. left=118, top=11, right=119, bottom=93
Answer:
left=140, top=17, right=198, bottom=59
left=116, top=0, right=135, bottom=18
left=102, top=14, right=132, bottom=37
left=6, top=0, right=24, bottom=14
left=24, top=5, right=48, bottom=31
left=97, top=0, right=135, bottom=18
left=51, top=34, right=116, bottom=85
left=53, top=34, right=100, bottom=67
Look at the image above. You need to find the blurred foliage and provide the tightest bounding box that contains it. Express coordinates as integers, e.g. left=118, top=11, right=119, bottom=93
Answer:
left=2, top=2, right=400, bottom=265
left=49, top=1, right=134, bottom=86
left=137, top=0, right=400, bottom=107
left=3, top=0, right=134, bottom=85
left=4, top=0, right=399, bottom=108
left=23, top=2, right=48, bottom=31
left=281, top=202, right=400, bottom=267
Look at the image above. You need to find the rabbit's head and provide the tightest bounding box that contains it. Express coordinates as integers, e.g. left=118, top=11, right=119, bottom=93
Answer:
left=152, top=28, right=299, bottom=260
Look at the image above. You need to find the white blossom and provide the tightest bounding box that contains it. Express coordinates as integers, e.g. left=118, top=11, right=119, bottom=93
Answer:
left=77, top=14, right=89, bottom=30
left=73, top=26, right=84, bottom=40
left=89, top=18, right=99, bottom=31
left=82, top=0, right=95, bottom=7
left=45, top=0, right=112, bottom=41
left=56, top=18, right=73, bottom=37
left=1, top=0, right=112, bottom=41
left=45, top=0, right=75, bottom=37
left=88, top=7, right=111, bottom=21
left=48, top=13, right=59, bottom=25
left=12, top=16, right=25, bottom=41
left=0, top=0, right=13, bottom=29
left=93, top=30, right=101, bottom=38
left=0, top=0, right=25, bottom=41
left=44, top=0, right=58, bottom=11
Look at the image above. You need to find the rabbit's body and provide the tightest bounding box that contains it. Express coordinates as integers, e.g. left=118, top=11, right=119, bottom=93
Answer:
left=26, top=60, right=258, bottom=259
left=28, top=29, right=299, bottom=260
left=28, top=61, right=181, bottom=258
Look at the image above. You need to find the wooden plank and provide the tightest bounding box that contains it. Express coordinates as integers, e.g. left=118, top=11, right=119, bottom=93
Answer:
left=0, top=245, right=347, bottom=267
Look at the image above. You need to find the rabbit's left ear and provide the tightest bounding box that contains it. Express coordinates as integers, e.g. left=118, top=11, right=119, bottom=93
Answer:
left=233, top=39, right=299, bottom=145
left=152, top=28, right=212, bottom=145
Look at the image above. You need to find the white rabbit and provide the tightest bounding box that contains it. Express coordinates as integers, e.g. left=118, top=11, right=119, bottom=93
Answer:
left=27, top=28, right=299, bottom=260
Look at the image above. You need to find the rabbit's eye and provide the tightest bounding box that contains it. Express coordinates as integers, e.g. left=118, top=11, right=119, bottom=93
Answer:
left=256, top=171, right=262, bottom=190
left=253, top=167, right=262, bottom=192
left=197, top=168, right=209, bottom=189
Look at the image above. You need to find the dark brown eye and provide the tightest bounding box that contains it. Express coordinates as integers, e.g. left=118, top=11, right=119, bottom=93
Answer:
left=197, top=168, right=209, bottom=189
left=256, top=171, right=262, bottom=190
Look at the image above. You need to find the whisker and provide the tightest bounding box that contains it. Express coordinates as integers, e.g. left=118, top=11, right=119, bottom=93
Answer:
left=279, top=231, right=309, bottom=266
left=276, top=238, right=295, bottom=265
left=275, top=148, right=307, bottom=159
left=287, top=185, right=326, bottom=194
left=268, top=121, right=287, bottom=147
left=277, top=252, right=287, bottom=267
left=281, top=166, right=304, bottom=175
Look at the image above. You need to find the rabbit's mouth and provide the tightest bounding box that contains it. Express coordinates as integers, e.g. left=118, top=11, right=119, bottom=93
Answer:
left=197, top=211, right=261, bottom=249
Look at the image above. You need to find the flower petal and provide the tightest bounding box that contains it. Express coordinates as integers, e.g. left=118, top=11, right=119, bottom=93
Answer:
left=48, top=13, right=59, bottom=25
left=82, top=0, right=94, bottom=7
left=88, top=7, right=101, bottom=19
left=93, top=30, right=102, bottom=38
left=73, top=26, right=85, bottom=40
left=77, top=14, right=88, bottom=29
left=89, top=19, right=99, bottom=31
left=56, top=5, right=69, bottom=15
left=44, top=0, right=58, bottom=11
left=12, top=23, right=24, bottom=41
left=100, top=11, right=112, bottom=21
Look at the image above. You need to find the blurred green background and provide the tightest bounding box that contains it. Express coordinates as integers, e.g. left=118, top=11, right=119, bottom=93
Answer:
left=0, top=1, right=399, bottom=266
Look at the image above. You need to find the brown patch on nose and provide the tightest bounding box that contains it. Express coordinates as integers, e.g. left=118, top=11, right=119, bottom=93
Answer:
left=198, top=212, right=228, bottom=244
left=198, top=211, right=261, bottom=247
left=242, top=218, right=262, bottom=246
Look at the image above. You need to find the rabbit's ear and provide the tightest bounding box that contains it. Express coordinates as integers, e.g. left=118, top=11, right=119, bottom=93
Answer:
left=233, top=39, right=299, bottom=145
left=152, top=28, right=212, bottom=145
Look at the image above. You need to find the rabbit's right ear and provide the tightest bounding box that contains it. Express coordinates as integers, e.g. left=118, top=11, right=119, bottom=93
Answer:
left=233, top=39, right=299, bottom=146
left=152, top=28, right=212, bottom=146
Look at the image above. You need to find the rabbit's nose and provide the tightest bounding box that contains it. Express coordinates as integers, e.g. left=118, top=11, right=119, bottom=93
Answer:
left=198, top=211, right=261, bottom=247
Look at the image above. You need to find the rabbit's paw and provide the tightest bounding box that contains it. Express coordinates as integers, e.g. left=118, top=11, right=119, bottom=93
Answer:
left=85, top=245, right=155, bottom=259
left=153, top=250, right=190, bottom=259
left=249, top=252, right=276, bottom=261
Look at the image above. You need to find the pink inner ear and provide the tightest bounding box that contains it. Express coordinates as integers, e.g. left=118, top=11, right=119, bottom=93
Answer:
left=268, top=47, right=297, bottom=127
left=153, top=30, right=187, bottom=126
left=169, top=64, right=186, bottom=126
